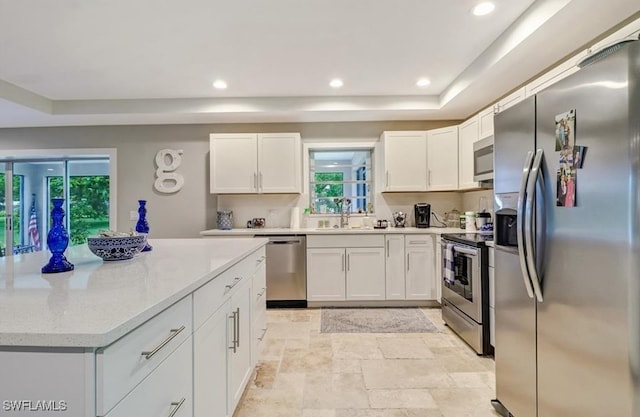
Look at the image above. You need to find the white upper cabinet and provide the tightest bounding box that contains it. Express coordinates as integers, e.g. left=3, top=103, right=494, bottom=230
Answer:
left=495, top=87, right=526, bottom=114
left=257, top=133, right=301, bottom=193
left=210, top=133, right=301, bottom=194
left=210, top=133, right=258, bottom=194
left=458, top=116, right=481, bottom=190
left=426, top=126, right=458, bottom=191
left=381, top=131, right=428, bottom=192
left=478, top=106, right=495, bottom=139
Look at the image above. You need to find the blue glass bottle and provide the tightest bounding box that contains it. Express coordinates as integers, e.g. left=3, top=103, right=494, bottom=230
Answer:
left=135, top=200, right=153, bottom=252
left=42, top=198, right=74, bottom=274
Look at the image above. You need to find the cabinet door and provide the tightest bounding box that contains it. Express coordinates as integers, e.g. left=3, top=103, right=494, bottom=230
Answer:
left=385, top=235, right=405, bottom=300
left=258, top=133, right=301, bottom=193
left=458, top=116, right=481, bottom=190
left=346, top=247, right=386, bottom=300
left=210, top=133, right=258, bottom=194
left=194, top=300, right=230, bottom=417
left=228, top=278, right=252, bottom=413
left=427, top=126, right=459, bottom=191
left=405, top=236, right=435, bottom=300
left=306, top=248, right=346, bottom=301
left=382, top=131, right=427, bottom=192
left=478, top=106, right=495, bottom=139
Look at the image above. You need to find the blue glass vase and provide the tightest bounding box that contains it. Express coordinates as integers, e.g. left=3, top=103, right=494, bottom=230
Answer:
left=42, top=198, right=74, bottom=274
left=135, top=200, right=153, bottom=252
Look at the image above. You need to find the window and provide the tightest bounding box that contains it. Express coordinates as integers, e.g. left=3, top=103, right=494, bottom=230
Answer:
left=309, top=150, right=373, bottom=214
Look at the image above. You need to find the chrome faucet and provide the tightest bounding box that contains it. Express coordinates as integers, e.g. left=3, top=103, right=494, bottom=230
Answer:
left=335, top=198, right=351, bottom=228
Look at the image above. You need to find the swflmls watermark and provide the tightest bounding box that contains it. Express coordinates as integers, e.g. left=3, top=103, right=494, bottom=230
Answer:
left=2, top=400, right=68, bottom=412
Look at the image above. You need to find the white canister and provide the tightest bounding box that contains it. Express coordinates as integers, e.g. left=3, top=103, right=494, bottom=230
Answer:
left=465, top=211, right=477, bottom=231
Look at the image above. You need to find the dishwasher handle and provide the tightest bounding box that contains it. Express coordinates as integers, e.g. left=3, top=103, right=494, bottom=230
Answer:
left=267, top=239, right=303, bottom=245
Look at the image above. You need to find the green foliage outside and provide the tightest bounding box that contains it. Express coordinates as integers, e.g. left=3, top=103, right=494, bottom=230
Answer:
left=0, top=174, right=22, bottom=248
left=49, top=176, right=110, bottom=245
left=314, top=172, right=343, bottom=213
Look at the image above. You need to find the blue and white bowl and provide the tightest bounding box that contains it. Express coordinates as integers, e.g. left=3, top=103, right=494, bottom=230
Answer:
left=87, top=234, right=147, bottom=261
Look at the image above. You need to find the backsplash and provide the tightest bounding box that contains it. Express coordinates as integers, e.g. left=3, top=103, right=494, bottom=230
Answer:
left=461, top=189, right=494, bottom=216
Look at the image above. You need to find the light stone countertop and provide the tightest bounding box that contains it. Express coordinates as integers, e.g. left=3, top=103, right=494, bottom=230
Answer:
left=0, top=238, right=267, bottom=348
left=200, top=226, right=468, bottom=236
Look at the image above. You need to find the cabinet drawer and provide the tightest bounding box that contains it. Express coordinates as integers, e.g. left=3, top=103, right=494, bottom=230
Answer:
left=246, top=246, right=266, bottom=273
left=97, top=296, right=192, bottom=416
left=252, top=267, right=267, bottom=319
left=405, top=235, right=433, bottom=247
left=103, top=337, right=192, bottom=417
left=307, top=234, right=384, bottom=248
left=194, top=261, right=249, bottom=330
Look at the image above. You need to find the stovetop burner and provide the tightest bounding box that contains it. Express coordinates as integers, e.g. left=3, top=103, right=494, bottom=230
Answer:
left=441, top=233, right=493, bottom=247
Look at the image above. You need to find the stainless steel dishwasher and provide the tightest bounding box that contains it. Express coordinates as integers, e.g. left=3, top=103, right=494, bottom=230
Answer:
left=260, top=235, right=307, bottom=308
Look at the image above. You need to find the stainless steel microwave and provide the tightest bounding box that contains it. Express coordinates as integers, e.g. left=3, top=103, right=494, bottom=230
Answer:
left=473, top=136, right=494, bottom=182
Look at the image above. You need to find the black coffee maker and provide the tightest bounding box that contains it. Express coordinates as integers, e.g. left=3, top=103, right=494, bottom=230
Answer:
left=414, top=203, right=431, bottom=228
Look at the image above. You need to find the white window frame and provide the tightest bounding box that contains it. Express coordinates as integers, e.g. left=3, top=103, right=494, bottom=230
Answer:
left=303, top=140, right=377, bottom=215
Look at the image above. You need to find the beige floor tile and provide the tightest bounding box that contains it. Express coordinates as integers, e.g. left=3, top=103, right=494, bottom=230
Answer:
left=361, top=359, right=453, bottom=389
left=303, top=409, right=336, bottom=417
left=273, top=372, right=306, bottom=394
left=251, top=360, right=280, bottom=389
left=280, top=347, right=333, bottom=373
left=368, top=389, right=438, bottom=409
left=332, top=334, right=383, bottom=359
left=260, top=337, right=287, bottom=360
left=448, top=372, right=494, bottom=389
left=404, top=410, right=446, bottom=417
left=234, top=388, right=302, bottom=417
left=332, top=359, right=361, bottom=374
left=377, top=337, right=435, bottom=359
left=429, top=348, right=490, bottom=373
left=429, top=388, right=496, bottom=413
left=303, top=372, right=370, bottom=409
left=337, top=409, right=436, bottom=417
left=268, top=322, right=313, bottom=339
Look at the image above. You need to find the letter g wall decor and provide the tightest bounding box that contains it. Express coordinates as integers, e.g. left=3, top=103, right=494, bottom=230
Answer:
left=154, top=149, right=185, bottom=193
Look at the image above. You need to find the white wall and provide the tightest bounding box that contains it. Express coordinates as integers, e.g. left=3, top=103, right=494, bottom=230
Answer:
left=0, top=120, right=461, bottom=236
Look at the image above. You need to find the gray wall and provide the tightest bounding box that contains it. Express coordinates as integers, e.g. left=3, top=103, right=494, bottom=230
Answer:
left=0, top=120, right=458, bottom=237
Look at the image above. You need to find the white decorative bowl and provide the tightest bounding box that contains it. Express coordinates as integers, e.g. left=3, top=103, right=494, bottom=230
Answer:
left=87, top=235, right=147, bottom=261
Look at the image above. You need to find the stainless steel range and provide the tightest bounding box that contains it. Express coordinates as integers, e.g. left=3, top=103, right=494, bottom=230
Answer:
left=440, top=233, right=492, bottom=355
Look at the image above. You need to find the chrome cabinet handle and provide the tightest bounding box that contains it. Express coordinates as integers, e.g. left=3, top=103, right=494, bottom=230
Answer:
left=517, top=151, right=536, bottom=299
left=258, top=327, right=268, bottom=341
left=235, top=308, right=240, bottom=348
left=407, top=253, right=410, bottom=271
left=259, top=172, right=263, bottom=189
left=257, top=256, right=266, bottom=264
left=253, top=172, right=257, bottom=189
left=167, top=398, right=186, bottom=417
left=428, top=170, right=432, bottom=186
left=257, top=287, right=266, bottom=297
left=228, top=311, right=237, bottom=352
left=386, top=240, right=390, bottom=258
left=225, top=277, right=242, bottom=291
left=341, top=253, right=345, bottom=271
left=525, top=149, right=545, bottom=302
left=141, top=326, right=186, bottom=359
left=386, top=171, right=390, bottom=188
left=409, top=240, right=427, bottom=245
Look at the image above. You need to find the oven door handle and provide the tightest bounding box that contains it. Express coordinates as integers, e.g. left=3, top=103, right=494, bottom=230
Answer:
left=452, top=246, right=477, bottom=256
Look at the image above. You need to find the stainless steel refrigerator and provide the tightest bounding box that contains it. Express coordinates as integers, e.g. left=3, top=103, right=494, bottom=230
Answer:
left=492, top=40, right=640, bottom=417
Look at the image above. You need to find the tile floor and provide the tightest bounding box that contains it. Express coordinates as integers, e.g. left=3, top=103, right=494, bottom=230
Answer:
left=234, top=308, right=501, bottom=417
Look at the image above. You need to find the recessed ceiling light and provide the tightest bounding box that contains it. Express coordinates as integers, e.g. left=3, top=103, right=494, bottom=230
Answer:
left=416, top=78, right=431, bottom=88
left=472, top=2, right=495, bottom=16
left=213, top=80, right=227, bottom=90
left=329, top=78, right=344, bottom=88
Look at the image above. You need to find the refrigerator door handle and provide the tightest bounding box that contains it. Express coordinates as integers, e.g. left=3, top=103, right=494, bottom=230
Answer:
left=525, top=148, right=545, bottom=302
left=517, top=150, right=536, bottom=299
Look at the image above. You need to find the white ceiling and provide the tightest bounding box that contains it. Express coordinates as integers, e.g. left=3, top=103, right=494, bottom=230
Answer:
left=0, top=0, right=638, bottom=127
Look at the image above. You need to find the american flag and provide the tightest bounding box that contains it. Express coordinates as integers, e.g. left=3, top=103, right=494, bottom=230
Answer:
left=28, top=198, right=40, bottom=250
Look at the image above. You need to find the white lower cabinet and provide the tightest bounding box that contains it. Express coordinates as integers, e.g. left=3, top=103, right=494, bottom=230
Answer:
left=405, top=236, right=436, bottom=300
left=385, top=235, right=406, bottom=299
left=346, top=247, right=386, bottom=300
left=194, top=300, right=229, bottom=417
left=307, top=248, right=347, bottom=301
left=228, top=275, right=253, bottom=413
left=105, top=338, right=192, bottom=417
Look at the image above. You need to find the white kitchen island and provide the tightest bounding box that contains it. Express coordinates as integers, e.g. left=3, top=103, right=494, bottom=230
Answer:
left=0, top=238, right=267, bottom=417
